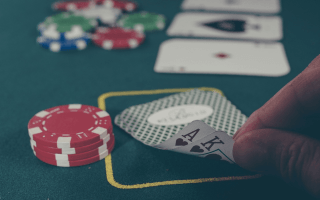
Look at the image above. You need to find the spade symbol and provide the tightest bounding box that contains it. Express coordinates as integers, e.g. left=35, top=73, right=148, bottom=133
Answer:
left=203, top=19, right=246, bottom=33
left=190, top=145, right=204, bottom=153
left=175, top=138, right=188, bottom=146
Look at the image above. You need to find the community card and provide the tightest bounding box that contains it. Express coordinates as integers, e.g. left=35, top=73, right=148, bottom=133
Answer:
left=173, top=130, right=235, bottom=164
left=181, top=0, right=281, bottom=14
left=166, top=13, right=282, bottom=41
left=114, top=89, right=247, bottom=147
left=154, top=39, right=290, bottom=77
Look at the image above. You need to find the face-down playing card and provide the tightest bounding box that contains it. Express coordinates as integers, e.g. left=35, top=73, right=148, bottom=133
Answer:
left=114, top=89, right=246, bottom=163
left=154, top=39, right=290, bottom=77
left=166, top=12, right=282, bottom=41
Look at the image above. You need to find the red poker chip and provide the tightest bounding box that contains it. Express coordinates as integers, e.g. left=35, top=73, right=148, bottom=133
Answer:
left=28, top=104, right=112, bottom=148
left=92, top=27, right=145, bottom=50
left=52, top=0, right=95, bottom=11
left=34, top=141, right=115, bottom=167
left=31, top=133, right=114, bottom=155
left=96, top=0, right=137, bottom=11
left=33, top=136, right=115, bottom=161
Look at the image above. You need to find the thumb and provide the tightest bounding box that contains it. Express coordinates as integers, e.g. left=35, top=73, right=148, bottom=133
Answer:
left=233, top=129, right=320, bottom=198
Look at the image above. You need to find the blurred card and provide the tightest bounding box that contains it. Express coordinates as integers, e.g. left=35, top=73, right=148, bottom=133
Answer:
left=181, top=0, right=281, bottom=14
left=114, top=89, right=247, bottom=146
left=154, top=39, right=290, bottom=77
left=167, top=12, right=282, bottom=41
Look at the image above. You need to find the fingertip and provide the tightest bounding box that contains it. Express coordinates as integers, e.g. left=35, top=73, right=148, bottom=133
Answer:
left=233, top=130, right=275, bottom=174
left=232, top=127, right=242, bottom=140
left=233, top=112, right=263, bottom=141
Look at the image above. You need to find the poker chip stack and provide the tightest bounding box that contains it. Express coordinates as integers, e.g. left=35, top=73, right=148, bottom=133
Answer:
left=36, top=0, right=166, bottom=52
left=28, top=104, right=115, bottom=167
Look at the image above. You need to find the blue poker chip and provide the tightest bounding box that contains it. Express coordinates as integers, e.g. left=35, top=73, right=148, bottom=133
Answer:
left=37, top=33, right=91, bottom=52
left=37, top=25, right=91, bottom=52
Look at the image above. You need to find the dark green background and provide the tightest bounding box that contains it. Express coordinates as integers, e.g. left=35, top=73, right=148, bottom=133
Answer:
left=1, top=0, right=319, bottom=199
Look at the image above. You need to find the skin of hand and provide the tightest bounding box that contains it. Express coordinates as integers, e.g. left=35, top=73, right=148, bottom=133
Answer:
left=233, top=55, right=320, bottom=198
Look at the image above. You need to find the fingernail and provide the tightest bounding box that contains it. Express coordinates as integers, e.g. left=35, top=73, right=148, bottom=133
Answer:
left=233, top=114, right=261, bottom=140
left=233, top=127, right=243, bottom=139
left=233, top=123, right=250, bottom=140
left=233, top=121, right=250, bottom=140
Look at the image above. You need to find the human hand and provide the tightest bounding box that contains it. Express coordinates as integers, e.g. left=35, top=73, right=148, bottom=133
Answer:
left=233, top=55, right=320, bottom=198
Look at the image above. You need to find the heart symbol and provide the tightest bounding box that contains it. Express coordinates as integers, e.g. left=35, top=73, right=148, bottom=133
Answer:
left=205, top=153, right=222, bottom=160
left=190, top=145, right=204, bottom=153
left=175, top=138, right=188, bottom=146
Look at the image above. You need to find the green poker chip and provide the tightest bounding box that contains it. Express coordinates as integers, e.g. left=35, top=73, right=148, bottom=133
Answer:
left=117, top=12, right=165, bottom=32
left=38, top=12, right=97, bottom=33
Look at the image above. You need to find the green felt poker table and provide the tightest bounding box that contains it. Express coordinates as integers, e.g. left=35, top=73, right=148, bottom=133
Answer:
left=1, top=0, right=320, bottom=199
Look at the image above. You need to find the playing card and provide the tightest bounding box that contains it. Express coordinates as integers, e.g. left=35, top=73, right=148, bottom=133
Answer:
left=153, top=120, right=216, bottom=150
left=154, top=39, right=290, bottom=77
left=114, top=89, right=247, bottom=146
left=181, top=0, right=281, bottom=14
left=166, top=12, right=282, bottom=41
left=173, top=130, right=235, bottom=164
